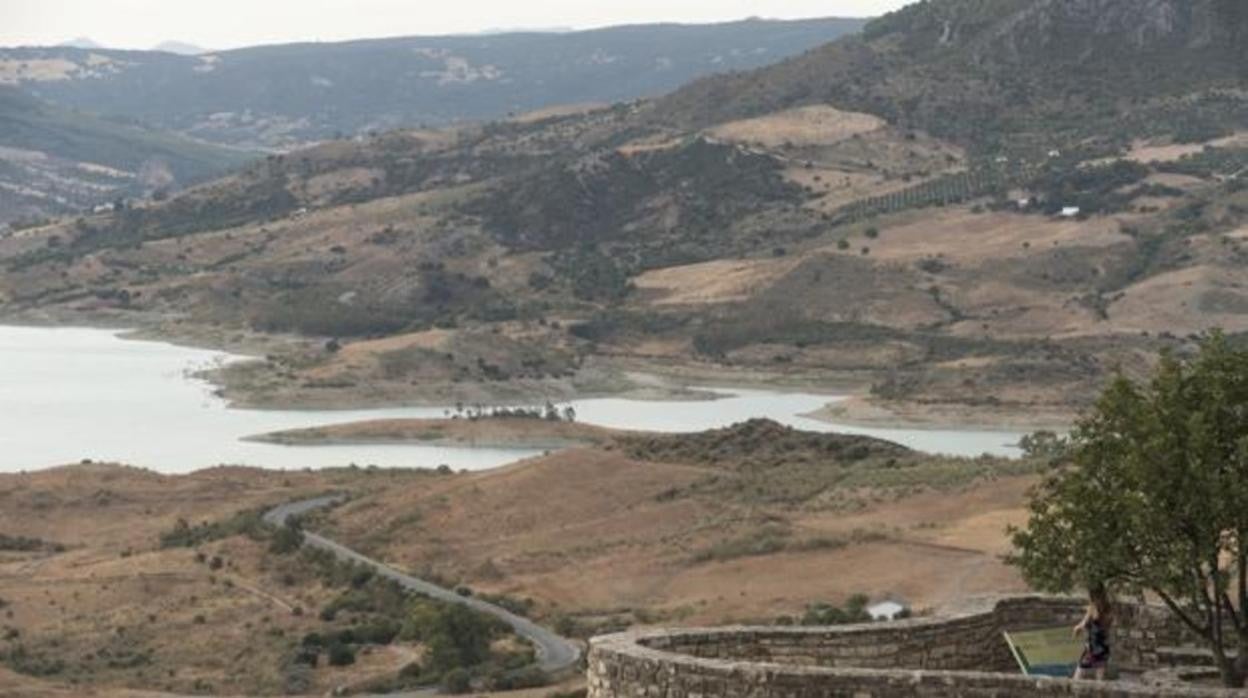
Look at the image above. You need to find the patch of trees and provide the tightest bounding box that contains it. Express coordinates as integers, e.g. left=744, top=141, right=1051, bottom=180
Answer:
left=273, top=541, right=545, bottom=694
left=446, top=402, right=577, bottom=423
left=832, top=163, right=1018, bottom=223
left=1025, top=159, right=1150, bottom=215
left=545, top=247, right=637, bottom=302
left=566, top=310, right=691, bottom=345
left=1158, top=147, right=1248, bottom=180
left=158, top=508, right=266, bottom=549
left=797, top=593, right=874, bottom=626
left=1, top=644, right=66, bottom=678
left=465, top=138, right=805, bottom=253
left=249, top=265, right=510, bottom=338
left=0, top=534, right=65, bottom=553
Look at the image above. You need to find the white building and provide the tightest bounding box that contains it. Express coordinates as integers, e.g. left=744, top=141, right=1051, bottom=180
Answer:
left=867, top=600, right=909, bottom=621
left=1060, top=206, right=1081, bottom=218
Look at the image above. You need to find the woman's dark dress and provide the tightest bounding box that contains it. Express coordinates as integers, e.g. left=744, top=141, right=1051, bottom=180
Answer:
left=1080, top=617, right=1110, bottom=669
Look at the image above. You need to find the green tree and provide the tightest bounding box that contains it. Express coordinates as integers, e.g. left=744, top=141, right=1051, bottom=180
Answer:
left=269, top=522, right=304, bottom=555
left=404, top=602, right=498, bottom=675
left=327, top=641, right=356, bottom=667
left=1009, top=334, right=1248, bottom=687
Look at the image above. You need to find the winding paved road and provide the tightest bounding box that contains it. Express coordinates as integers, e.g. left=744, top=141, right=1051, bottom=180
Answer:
left=264, top=495, right=581, bottom=674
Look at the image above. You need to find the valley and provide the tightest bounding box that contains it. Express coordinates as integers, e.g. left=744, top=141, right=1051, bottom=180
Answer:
left=3, top=0, right=1248, bottom=695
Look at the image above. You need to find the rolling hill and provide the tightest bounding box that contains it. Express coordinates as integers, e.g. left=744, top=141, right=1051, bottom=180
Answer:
left=1, top=18, right=868, bottom=150
left=0, top=88, right=253, bottom=226
left=2, top=0, right=1246, bottom=422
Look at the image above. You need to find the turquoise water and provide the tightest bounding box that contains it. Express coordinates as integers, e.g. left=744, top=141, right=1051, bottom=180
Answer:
left=0, top=326, right=1026, bottom=472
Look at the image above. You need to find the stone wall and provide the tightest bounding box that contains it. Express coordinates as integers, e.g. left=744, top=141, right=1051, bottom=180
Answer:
left=587, top=596, right=1230, bottom=698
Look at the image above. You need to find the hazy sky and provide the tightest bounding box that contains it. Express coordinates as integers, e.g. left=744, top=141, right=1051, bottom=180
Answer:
left=1, top=1, right=915, bottom=51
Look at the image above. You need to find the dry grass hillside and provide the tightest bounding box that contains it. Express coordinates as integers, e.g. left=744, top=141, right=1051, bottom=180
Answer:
left=0, top=420, right=1043, bottom=695
left=4, top=117, right=1248, bottom=425
left=317, top=420, right=1038, bottom=635
left=0, top=465, right=465, bottom=696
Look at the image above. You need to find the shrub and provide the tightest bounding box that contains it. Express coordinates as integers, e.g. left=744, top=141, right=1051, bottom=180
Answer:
left=442, top=668, right=472, bottom=694
left=490, top=666, right=551, bottom=691
left=4, top=645, right=66, bottom=677
left=406, top=602, right=501, bottom=675
left=354, top=619, right=401, bottom=645
left=327, top=641, right=356, bottom=667
left=0, top=534, right=65, bottom=553
left=159, top=509, right=265, bottom=549
left=800, top=594, right=872, bottom=626
left=269, top=524, right=304, bottom=555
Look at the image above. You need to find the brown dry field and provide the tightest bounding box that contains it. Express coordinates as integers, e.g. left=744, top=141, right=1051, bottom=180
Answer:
left=251, top=416, right=622, bottom=448
left=632, top=257, right=804, bottom=306
left=322, top=447, right=1035, bottom=628
left=1123, top=132, right=1248, bottom=163
left=0, top=58, right=81, bottom=84
left=707, top=106, right=886, bottom=148
left=0, top=465, right=440, bottom=697
left=1, top=441, right=1038, bottom=696
left=509, top=103, right=608, bottom=124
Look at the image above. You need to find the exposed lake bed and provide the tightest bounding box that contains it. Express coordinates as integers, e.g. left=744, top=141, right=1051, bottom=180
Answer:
left=0, top=325, right=1031, bottom=472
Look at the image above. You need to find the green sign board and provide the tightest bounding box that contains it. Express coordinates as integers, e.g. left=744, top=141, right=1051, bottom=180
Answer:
left=1003, top=628, right=1083, bottom=678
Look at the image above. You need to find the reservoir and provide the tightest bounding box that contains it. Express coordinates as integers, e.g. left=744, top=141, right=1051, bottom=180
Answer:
left=0, top=326, right=1027, bottom=472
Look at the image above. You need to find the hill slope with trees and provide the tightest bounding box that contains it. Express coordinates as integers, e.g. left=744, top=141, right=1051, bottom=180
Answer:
left=2, top=0, right=1247, bottom=421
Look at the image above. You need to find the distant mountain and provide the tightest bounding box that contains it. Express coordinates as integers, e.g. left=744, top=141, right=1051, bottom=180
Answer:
left=0, top=17, right=868, bottom=149
left=152, top=41, right=209, bottom=55
left=0, top=88, right=252, bottom=225
left=57, top=37, right=106, bottom=50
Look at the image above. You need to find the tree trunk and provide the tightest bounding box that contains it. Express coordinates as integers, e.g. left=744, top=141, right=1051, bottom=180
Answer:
left=1209, top=633, right=1242, bottom=688
left=1233, top=638, right=1248, bottom=689
left=1217, top=643, right=1247, bottom=688
left=1226, top=663, right=1247, bottom=689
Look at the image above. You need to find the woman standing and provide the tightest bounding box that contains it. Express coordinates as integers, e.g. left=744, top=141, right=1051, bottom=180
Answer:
left=1073, top=585, right=1113, bottom=680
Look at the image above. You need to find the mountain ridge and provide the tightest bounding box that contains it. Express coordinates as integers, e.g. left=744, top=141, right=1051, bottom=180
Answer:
left=1, top=17, right=868, bottom=150
left=653, top=0, right=1248, bottom=152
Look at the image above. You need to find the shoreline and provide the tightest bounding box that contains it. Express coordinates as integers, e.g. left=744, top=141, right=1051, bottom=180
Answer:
left=245, top=417, right=624, bottom=451
left=0, top=314, right=1071, bottom=435
left=807, top=395, right=1075, bottom=433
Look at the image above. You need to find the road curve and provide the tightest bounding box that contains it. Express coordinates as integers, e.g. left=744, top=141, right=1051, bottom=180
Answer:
left=264, top=495, right=582, bottom=673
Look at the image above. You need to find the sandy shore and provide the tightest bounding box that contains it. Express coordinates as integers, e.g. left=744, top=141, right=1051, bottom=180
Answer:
left=808, top=395, right=1076, bottom=432
left=247, top=417, right=628, bottom=450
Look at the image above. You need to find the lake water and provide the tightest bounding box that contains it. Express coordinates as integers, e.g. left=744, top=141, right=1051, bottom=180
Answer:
left=0, top=326, right=1026, bottom=473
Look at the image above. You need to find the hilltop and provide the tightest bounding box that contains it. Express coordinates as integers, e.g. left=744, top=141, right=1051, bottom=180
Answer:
left=2, top=0, right=1247, bottom=422
left=656, top=0, right=1248, bottom=152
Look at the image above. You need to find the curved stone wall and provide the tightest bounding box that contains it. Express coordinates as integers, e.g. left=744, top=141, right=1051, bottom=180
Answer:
left=587, top=596, right=1236, bottom=698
